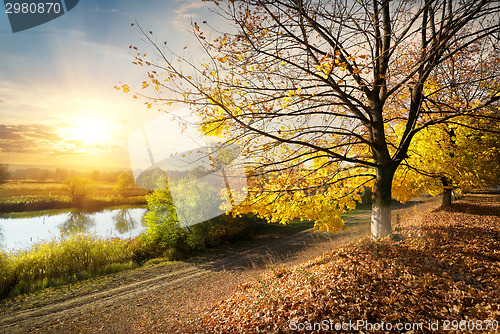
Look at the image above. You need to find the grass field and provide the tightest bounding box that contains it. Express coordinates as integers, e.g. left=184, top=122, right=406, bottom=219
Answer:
left=0, top=180, right=147, bottom=213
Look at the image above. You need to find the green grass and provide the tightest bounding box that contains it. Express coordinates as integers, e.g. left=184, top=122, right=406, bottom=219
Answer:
left=253, top=205, right=372, bottom=235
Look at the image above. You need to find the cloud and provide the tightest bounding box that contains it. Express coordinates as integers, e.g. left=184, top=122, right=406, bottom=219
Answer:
left=172, top=2, right=206, bottom=31
left=0, top=125, right=24, bottom=140
left=0, top=124, right=63, bottom=153
left=90, top=6, right=120, bottom=14
left=0, top=123, right=126, bottom=160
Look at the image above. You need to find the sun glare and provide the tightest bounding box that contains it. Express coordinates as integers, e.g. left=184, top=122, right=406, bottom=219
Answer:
left=65, top=118, right=113, bottom=145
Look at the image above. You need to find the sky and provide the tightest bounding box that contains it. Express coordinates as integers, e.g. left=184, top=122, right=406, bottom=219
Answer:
left=0, top=0, right=215, bottom=171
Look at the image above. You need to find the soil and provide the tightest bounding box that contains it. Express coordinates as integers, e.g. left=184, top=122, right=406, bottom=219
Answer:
left=0, top=196, right=440, bottom=333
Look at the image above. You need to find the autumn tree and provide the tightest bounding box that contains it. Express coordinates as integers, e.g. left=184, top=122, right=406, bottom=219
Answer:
left=120, top=0, right=500, bottom=239
left=114, top=172, right=136, bottom=198
left=64, top=177, right=95, bottom=205
left=393, top=111, right=500, bottom=207
left=392, top=38, right=500, bottom=207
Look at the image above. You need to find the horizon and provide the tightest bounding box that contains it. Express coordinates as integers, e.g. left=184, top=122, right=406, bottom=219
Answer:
left=0, top=1, right=215, bottom=171
left=2, top=162, right=131, bottom=173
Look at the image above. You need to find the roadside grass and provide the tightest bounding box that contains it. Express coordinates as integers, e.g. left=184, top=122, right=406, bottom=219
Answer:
left=0, top=258, right=180, bottom=316
left=0, top=233, right=138, bottom=298
left=204, top=194, right=500, bottom=333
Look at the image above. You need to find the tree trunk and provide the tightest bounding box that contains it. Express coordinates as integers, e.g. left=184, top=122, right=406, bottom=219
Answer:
left=442, top=188, right=452, bottom=207
left=371, top=166, right=395, bottom=239
left=441, top=177, right=452, bottom=207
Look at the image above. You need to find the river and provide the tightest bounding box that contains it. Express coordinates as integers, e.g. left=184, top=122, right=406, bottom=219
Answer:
left=0, top=207, right=148, bottom=252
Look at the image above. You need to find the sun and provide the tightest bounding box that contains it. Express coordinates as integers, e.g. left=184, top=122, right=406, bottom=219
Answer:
left=66, top=118, right=113, bottom=145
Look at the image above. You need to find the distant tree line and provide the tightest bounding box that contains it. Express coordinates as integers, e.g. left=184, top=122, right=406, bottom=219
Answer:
left=5, top=166, right=129, bottom=183
left=0, top=164, right=8, bottom=183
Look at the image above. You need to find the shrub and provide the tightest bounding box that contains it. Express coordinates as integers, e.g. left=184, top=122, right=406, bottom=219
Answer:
left=186, top=214, right=257, bottom=251
left=140, top=181, right=258, bottom=260
left=139, top=188, right=188, bottom=260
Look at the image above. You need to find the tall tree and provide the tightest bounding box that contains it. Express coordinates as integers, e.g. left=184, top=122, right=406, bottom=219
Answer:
left=393, top=111, right=500, bottom=206
left=120, top=0, right=500, bottom=238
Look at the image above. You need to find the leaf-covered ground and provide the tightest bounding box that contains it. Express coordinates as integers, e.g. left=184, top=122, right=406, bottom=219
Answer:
left=204, top=194, right=500, bottom=333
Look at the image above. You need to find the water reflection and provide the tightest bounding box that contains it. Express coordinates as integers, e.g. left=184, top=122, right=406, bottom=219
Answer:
left=59, top=210, right=96, bottom=236
left=0, top=207, right=148, bottom=251
left=112, top=209, right=138, bottom=234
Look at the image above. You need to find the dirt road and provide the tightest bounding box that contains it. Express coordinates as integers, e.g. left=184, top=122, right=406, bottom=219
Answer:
left=0, top=197, right=439, bottom=333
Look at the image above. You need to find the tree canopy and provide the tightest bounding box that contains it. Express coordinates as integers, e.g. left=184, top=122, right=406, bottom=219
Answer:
left=64, top=177, right=94, bottom=205
left=119, top=0, right=500, bottom=238
left=114, top=172, right=136, bottom=198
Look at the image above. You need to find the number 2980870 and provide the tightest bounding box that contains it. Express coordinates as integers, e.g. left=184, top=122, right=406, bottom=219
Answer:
left=5, top=2, right=62, bottom=14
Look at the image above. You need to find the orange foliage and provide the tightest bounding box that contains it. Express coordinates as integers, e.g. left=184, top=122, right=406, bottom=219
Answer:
left=204, top=195, right=500, bottom=333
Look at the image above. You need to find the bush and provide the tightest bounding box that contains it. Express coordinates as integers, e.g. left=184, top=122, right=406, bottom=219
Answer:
left=186, top=214, right=257, bottom=251
left=139, top=187, right=188, bottom=260
left=139, top=184, right=258, bottom=261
